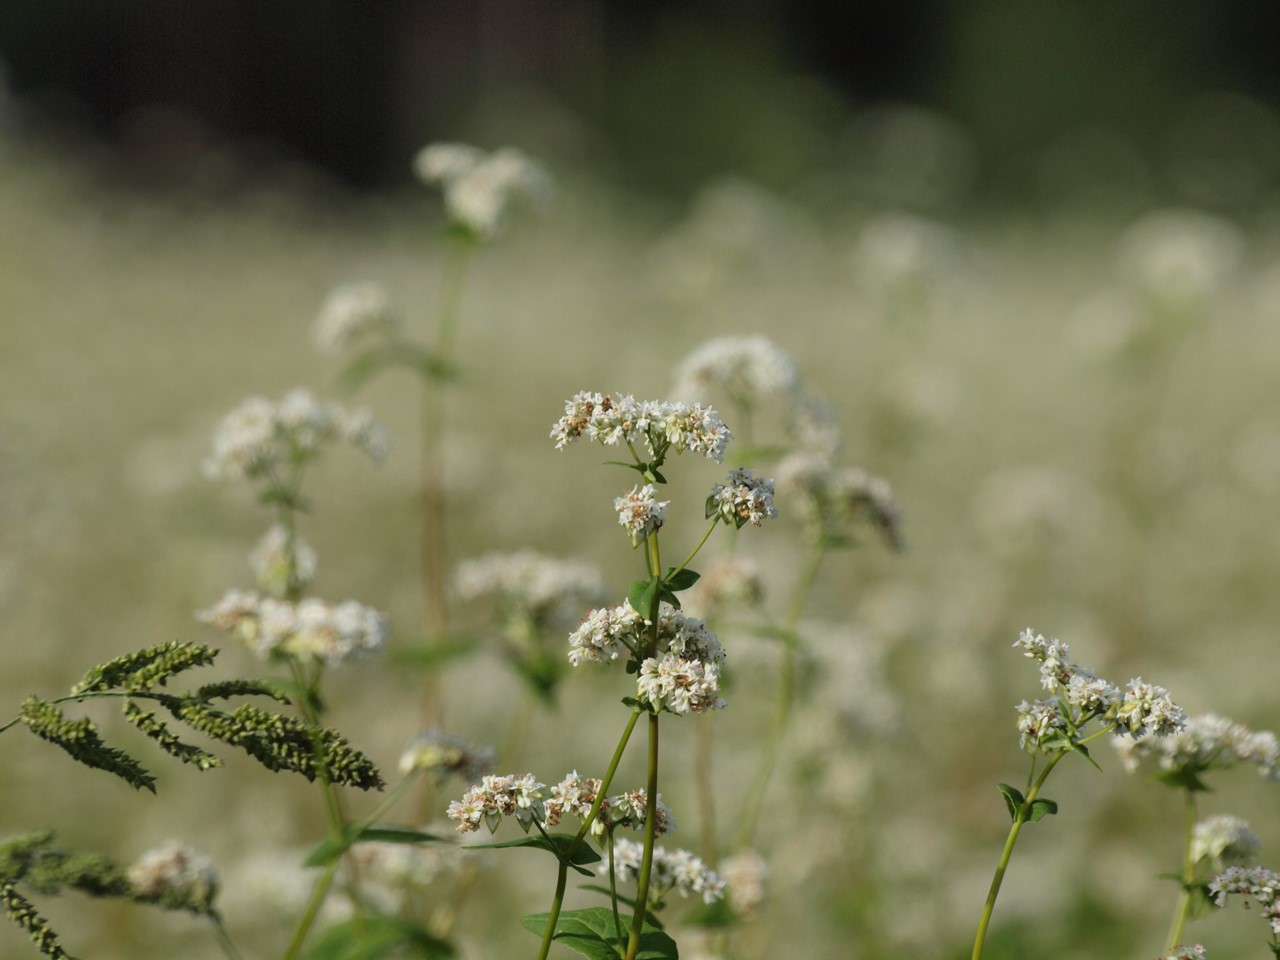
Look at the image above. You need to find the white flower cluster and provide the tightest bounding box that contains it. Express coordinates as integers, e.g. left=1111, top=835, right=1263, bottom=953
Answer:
left=128, top=841, right=219, bottom=913
left=453, top=550, right=607, bottom=625
left=250, top=523, right=318, bottom=597
left=346, top=837, right=458, bottom=913
left=709, top=467, right=778, bottom=528
left=1157, top=946, right=1208, bottom=960
left=1117, top=209, right=1243, bottom=305
left=551, top=392, right=732, bottom=463
left=311, top=282, right=397, bottom=355
left=1114, top=712, right=1280, bottom=781
left=615, top=483, right=670, bottom=544
left=399, top=729, right=496, bottom=784
left=568, top=603, right=726, bottom=715
left=1209, top=865, right=1280, bottom=935
left=671, top=335, right=801, bottom=408
left=1013, top=628, right=1184, bottom=753
left=774, top=453, right=902, bottom=549
left=1192, top=815, right=1261, bottom=868
left=719, top=849, right=769, bottom=919
left=197, top=590, right=389, bottom=666
left=446, top=773, right=546, bottom=834
left=597, top=788, right=675, bottom=837
left=543, top=771, right=603, bottom=828
left=609, top=838, right=725, bottom=904
left=413, top=142, right=550, bottom=240
left=205, top=389, right=390, bottom=482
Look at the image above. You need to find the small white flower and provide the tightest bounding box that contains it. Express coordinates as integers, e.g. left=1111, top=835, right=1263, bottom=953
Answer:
left=551, top=393, right=732, bottom=463
left=1192, top=815, right=1260, bottom=868
left=128, top=841, right=219, bottom=913
left=197, top=592, right=388, bottom=666
left=567, top=603, right=643, bottom=666
left=709, top=467, right=777, bottom=528
left=1016, top=697, right=1066, bottom=753
left=1115, top=678, right=1186, bottom=740
left=311, top=283, right=397, bottom=355
left=413, top=142, right=550, bottom=239
left=671, top=336, right=801, bottom=408
left=250, top=524, right=318, bottom=597
left=615, top=483, right=669, bottom=544
left=606, top=838, right=725, bottom=904
left=447, top=773, right=547, bottom=834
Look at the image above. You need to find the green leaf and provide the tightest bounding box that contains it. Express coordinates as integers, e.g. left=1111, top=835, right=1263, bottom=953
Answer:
left=304, top=827, right=448, bottom=868
left=1027, top=798, right=1059, bottom=821
left=663, top=568, right=701, bottom=592
left=1154, top=766, right=1213, bottom=793
left=520, top=907, right=678, bottom=960
left=575, top=886, right=664, bottom=930
left=627, top=578, right=660, bottom=622
left=470, top=834, right=602, bottom=876
left=996, top=783, right=1024, bottom=822
left=1068, top=739, right=1103, bottom=773
left=308, top=916, right=455, bottom=959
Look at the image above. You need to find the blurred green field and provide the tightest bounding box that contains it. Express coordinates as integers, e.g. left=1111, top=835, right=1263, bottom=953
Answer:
left=3, top=97, right=1280, bottom=960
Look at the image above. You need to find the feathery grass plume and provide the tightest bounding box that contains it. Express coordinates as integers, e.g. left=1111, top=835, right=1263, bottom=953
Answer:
left=174, top=701, right=383, bottom=789
left=71, top=641, right=217, bottom=695
left=19, top=698, right=157, bottom=792
left=1, top=884, right=72, bottom=960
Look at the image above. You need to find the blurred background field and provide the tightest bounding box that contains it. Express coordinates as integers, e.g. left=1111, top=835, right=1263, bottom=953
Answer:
left=4, top=4, right=1280, bottom=959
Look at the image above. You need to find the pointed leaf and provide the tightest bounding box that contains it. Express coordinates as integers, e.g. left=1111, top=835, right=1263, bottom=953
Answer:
left=575, top=886, right=664, bottom=930
left=521, top=907, right=678, bottom=960
left=304, top=827, right=448, bottom=867
left=627, top=578, right=660, bottom=622
left=996, top=783, right=1024, bottom=822
left=1068, top=739, right=1103, bottom=773
left=663, top=568, right=701, bottom=592
left=470, top=834, right=602, bottom=876
left=1027, top=797, right=1059, bottom=822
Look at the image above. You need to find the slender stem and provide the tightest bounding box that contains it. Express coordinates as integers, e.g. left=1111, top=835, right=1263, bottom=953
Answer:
left=607, top=830, right=623, bottom=943
left=282, top=858, right=342, bottom=960
left=209, top=912, right=245, bottom=960
left=534, top=708, right=643, bottom=960
left=733, top=541, right=825, bottom=849
left=1164, top=789, right=1199, bottom=953
left=671, top=518, right=721, bottom=577
left=972, top=750, right=1067, bottom=960
left=623, top=712, right=661, bottom=960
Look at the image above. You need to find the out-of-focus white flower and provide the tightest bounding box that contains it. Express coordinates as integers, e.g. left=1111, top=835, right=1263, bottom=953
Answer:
left=852, top=212, right=965, bottom=291
left=720, top=849, right=769, bottom=919
left=1113, top=712, right=1280, bottom=781
left=607, top=838, right=725, bottom=904
left=454, top=550, right=607, bottom=627
left=196, top=591, right=388, bottom=666
left=774, top=454, right=902, bottom=549
left=671, top=336, right=801, bottom=409
left=1158, top=946, right=1208, bottom=960
left=250, top=523, right=317, bottom=597
left=615, top=483, right=669, bottom=544
left=1117, top=209, right=1244, bottom=306
left=204, top=390, right=389, bottom=482
left=551, top=392, right=732, bottom=463
left=681, top=556, right=763, bottom=616
left=413, top=142, right=551, bottom=240
left=709, top=467, right=778, bottom=528
left=1192, top=815, right=1260, bottom=868
left=311, top=283, right=397, bottom=355
left=128, top=841, right=219, bottom=913
left=399, top=730, right=495, bottom=783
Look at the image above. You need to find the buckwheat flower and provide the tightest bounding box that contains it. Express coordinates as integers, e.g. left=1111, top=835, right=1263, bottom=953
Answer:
left=447, top=773, right=547, bottom=833
left=600, top=790, right=675, bottom=837
left=399, top=730, right=495, bottom=784
left=671, top=335, right=801, bottom=408
left=413, top=142, right=550, bottom=240
left=709, top=467, right=778, bottom=528
left=198, top=592, right=388, bottom=666
left=655, top=608, right=725, bottom=664
left=1158, top=947, right=1208, bottom=960
left=608, top=838, right=725, bottom=904
left=1064, top=669, right=1121, bottom=715
left=543, top=771, right=605, bottom=828
left=615, top=483, right=670, bottom=544
left=311, top=282, right=397, bottom=355
left=454, top=551, right=607, bottom=626
left=250, top=523, right=317, bottom=597
left=204, top=390, right=389, bottom=482
left=655, top=401, right=733, bottom=462
left=1209, top=865, right=1280, bottom=935
left=551, top=392, right=732, bottom=463
left=1115, top=678, right=1186, bottom=740
left=196, top=588, right=262, bottom=635
left=1114, top=712, right=1280, bottom=781
left=720, top=849, right=768, bottom=919
left=567, top=602, right=643, bottom=666
left=128, top=841, right=219, bottom=914
left=1013, top=628, right=1075, bottom=690
left=791, top=393, right=842, bottom=456
left=1192, top=815, right=1260, bottom=868
left=345, top=838, right=458, bottom=914
left=774, top=453, right=901, bottom=548
left=1016, top=697, right=1066, bottom=753
left=638, top=654, right=725, bottom=715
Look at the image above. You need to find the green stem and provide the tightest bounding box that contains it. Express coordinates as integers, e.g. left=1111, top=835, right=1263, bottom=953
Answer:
left=282, top=859, right=341, bottom=960
left=671, top=518, right=721, bottom=577
left=1164, top=789, right=1199, bottom=953
left=972, top=750, right=1067, bottom=960
left=209, top=912, right=245, bottom=960
left=607, top=829, right=623, bottom=943
left=623, top=712, right=660, bottom=960
left=733, top=541, right=825, bottom=850
left=534, top=707, right=643, bottom=960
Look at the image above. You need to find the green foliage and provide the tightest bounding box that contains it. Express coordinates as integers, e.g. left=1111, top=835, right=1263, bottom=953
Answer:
left=1, top=883, right=73, bottom=960
left=309, top=917, right=456, bottom=959
left=520, top=908, right=678, bottom=960
left=471, top=834, right=603, bottom=877
left=996, top=784, right=1058, bottom=823
left=304, top=827, right=447, bottom=868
